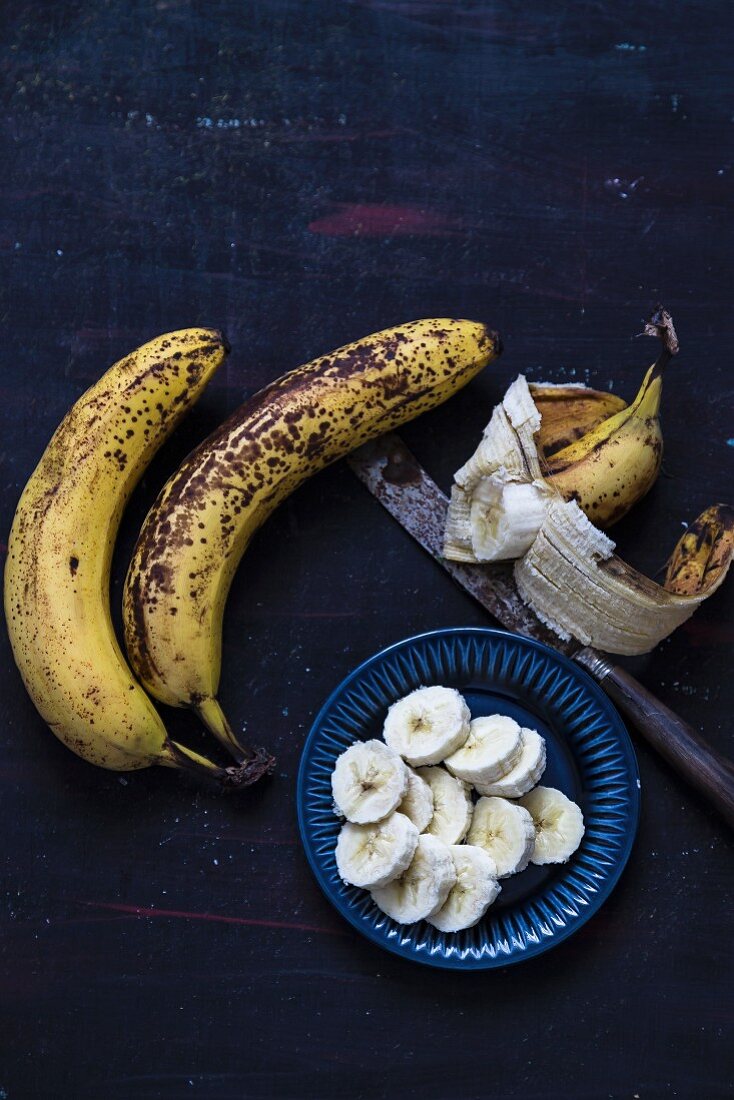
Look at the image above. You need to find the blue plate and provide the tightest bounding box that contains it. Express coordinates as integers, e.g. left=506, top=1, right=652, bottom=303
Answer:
left=297, top=628, right=640, bottom=969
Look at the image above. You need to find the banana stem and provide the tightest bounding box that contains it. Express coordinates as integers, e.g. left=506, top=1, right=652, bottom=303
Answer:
left=194, top=695, right=276, bottom=784
left=160, top=738, right=275, bottom=791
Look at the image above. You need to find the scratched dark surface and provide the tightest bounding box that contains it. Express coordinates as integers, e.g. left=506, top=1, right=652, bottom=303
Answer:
left=1, top=2, right=733, bottom=1098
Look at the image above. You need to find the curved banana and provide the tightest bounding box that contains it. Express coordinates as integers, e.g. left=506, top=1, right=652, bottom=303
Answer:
left=3, top=329, right=247, bottom=786
left=123, top=319, right=501, bottom=758
left=530, top=384, right=627, bottom=457
left=544, top=307, right=678, bottom=526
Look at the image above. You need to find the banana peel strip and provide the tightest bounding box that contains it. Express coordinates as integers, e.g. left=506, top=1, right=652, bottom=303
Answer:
left=514, top=499, right=734, bottom=655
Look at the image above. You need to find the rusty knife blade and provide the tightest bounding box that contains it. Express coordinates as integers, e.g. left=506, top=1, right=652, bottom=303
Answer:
left=346, top=432, right=577, bottom=656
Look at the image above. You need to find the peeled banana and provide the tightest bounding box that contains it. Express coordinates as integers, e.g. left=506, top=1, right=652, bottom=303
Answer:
left=335, top=812, right=419, bottom=889
left=467, top=796, right=536, bottom=878
left=3, top=329, right=247, bottom=785
left=383, top=684, right=471, bottom=766
left=426, top=845, right=501, bottom=933
left=444, top=308, right=677, bottom=564
left=331, top=740, right=408, bottom=824
left=123, top=320, right=501, bottom=763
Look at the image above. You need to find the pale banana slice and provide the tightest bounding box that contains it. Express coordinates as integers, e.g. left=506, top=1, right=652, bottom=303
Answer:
left=427, top=845, right=501, bottom=933
left=519, top=786, right=585, bottom=866
left=474, top=729, right=546, bottom=799
left=444, top=715, right=523, bottom=786
left=371, top=834, right=456, bottom=924
left=383, top=685, right=470, bottom=766
left=470, top=477, right=549, bottom=562
left=335, top=812, right=419, bottom=890
left=331, top=739, right=409, bottom=824
left=416, top=766, right=473, bottom=844
left=397, top=767, right=434, bottom=832
left=467, top=796, right=535, bottom=878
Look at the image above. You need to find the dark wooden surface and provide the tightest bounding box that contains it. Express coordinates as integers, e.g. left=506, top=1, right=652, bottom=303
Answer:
left=1, top=3, right=732, bottom=1098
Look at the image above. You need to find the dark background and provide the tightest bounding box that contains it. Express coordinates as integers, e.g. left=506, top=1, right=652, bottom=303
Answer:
left=1, top=2, right=732, bottom=1097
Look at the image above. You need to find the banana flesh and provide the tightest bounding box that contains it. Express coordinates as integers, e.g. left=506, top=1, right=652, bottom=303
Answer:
left=383, top=684, right=471, bottom=766
left=331, top=740, right=408, bottom=824
left=3, top=329, right=241, bottom=784
left=514, top=498, right=734, bottom=655
left=444, top=715, right=524, bottom=786
left=397, top=768, right=435, bottom=832
left=466, top=796, right=536, bottom=878
left=417, top=766, right=474, bottom=844
left=123, top=320, right=501, bottom=760
left=335, top=812, right=419, bottom=890
left=371, top=834, right=457, bottom=924
left=519, top=787, right=585, bottom=865
left=426, top=845, right=501, bottom=933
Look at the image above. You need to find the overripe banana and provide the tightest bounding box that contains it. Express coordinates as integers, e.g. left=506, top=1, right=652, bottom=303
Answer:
left=3, top=329, right=252, bottom=785
left=543, top=307, right=678, bottom=524
left=444, top=308, right=677, bottom=563
left=123, top=319, right=501, bottom=762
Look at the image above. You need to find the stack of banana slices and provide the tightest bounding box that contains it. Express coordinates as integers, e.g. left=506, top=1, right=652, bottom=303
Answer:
left=444, top=310, right=734, bottom=655
left=331, top=685, right=584, bottom=932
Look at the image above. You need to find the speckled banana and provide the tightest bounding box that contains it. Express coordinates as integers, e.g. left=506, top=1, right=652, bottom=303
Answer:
left=123, top=319, right=501, bottom=765
left=3, top=329, right=246, bottom=785
left=543, top=307, right=678, bottom=525
left=444, top=308, right=677, bottom=563
left=514, top=498, right=734, bottom=655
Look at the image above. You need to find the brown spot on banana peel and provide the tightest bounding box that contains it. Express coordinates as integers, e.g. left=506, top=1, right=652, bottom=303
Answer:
left=123, top=320, right=502, bottom=771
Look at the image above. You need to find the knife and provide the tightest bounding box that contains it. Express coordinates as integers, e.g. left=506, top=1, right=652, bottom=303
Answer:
left=347, top=433, right=734, bottom=829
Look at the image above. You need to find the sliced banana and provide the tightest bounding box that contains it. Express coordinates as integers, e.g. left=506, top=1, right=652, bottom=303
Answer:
left=371, top=834, right=456, bottom=924
left=416, top=766, right=473, bottom=844
left=427, top=845, right=501, bottom=933
left=383, top=685, right=470, bottom=766
left=467, top=796, right=535, bottom=878
left=475, top=729, right=546, bottom=799
left=444, top=714, right=523, bottom=786
left=519, top=786, right=585, bottom=866
left=331, top=739, right=409, bottom=824
left=335, top=812, right=419, bottom=890
left=397, top=767, right=434, bottom=832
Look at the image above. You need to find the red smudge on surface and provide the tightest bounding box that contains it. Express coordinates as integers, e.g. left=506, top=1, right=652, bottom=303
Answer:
left=78, top=899, right=345, bottom=936
left=680, top=619, right=734, bottom=646
left=308, top=202, right=461, bottom=238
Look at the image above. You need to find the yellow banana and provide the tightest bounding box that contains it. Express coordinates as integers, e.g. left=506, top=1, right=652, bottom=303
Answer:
left=123, top=319, right=501, bottom=760
left=544, top=307, right=678, bottom=526
left=529, top=384, right=627, bottom=458
left=3, top=329, right=247, bottom=786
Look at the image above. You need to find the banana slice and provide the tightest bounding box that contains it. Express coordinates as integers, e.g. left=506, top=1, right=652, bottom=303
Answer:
left=371, top=834, right=456, bottom=924
left=519, top=787, right=585, bottom=865
left=331, top=739, right=409, bottom=824
left=444, top=715, right=523, bottom=786
left=474, top=729, right=546, bottom=799
left=467, top=796, right=535, bottom=878
left=335, top=811, right=419, bottom=889
left=416, top=766, right=473, bottom=844
left=383, top=685, right=470, bottom=766
left=397, top=767, right=435, bottom=832
left=427, top=845, right=501, bottom=933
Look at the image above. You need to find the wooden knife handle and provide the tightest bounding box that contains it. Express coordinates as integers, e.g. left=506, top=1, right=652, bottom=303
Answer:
left=575, top=648, right=734, bottom=829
